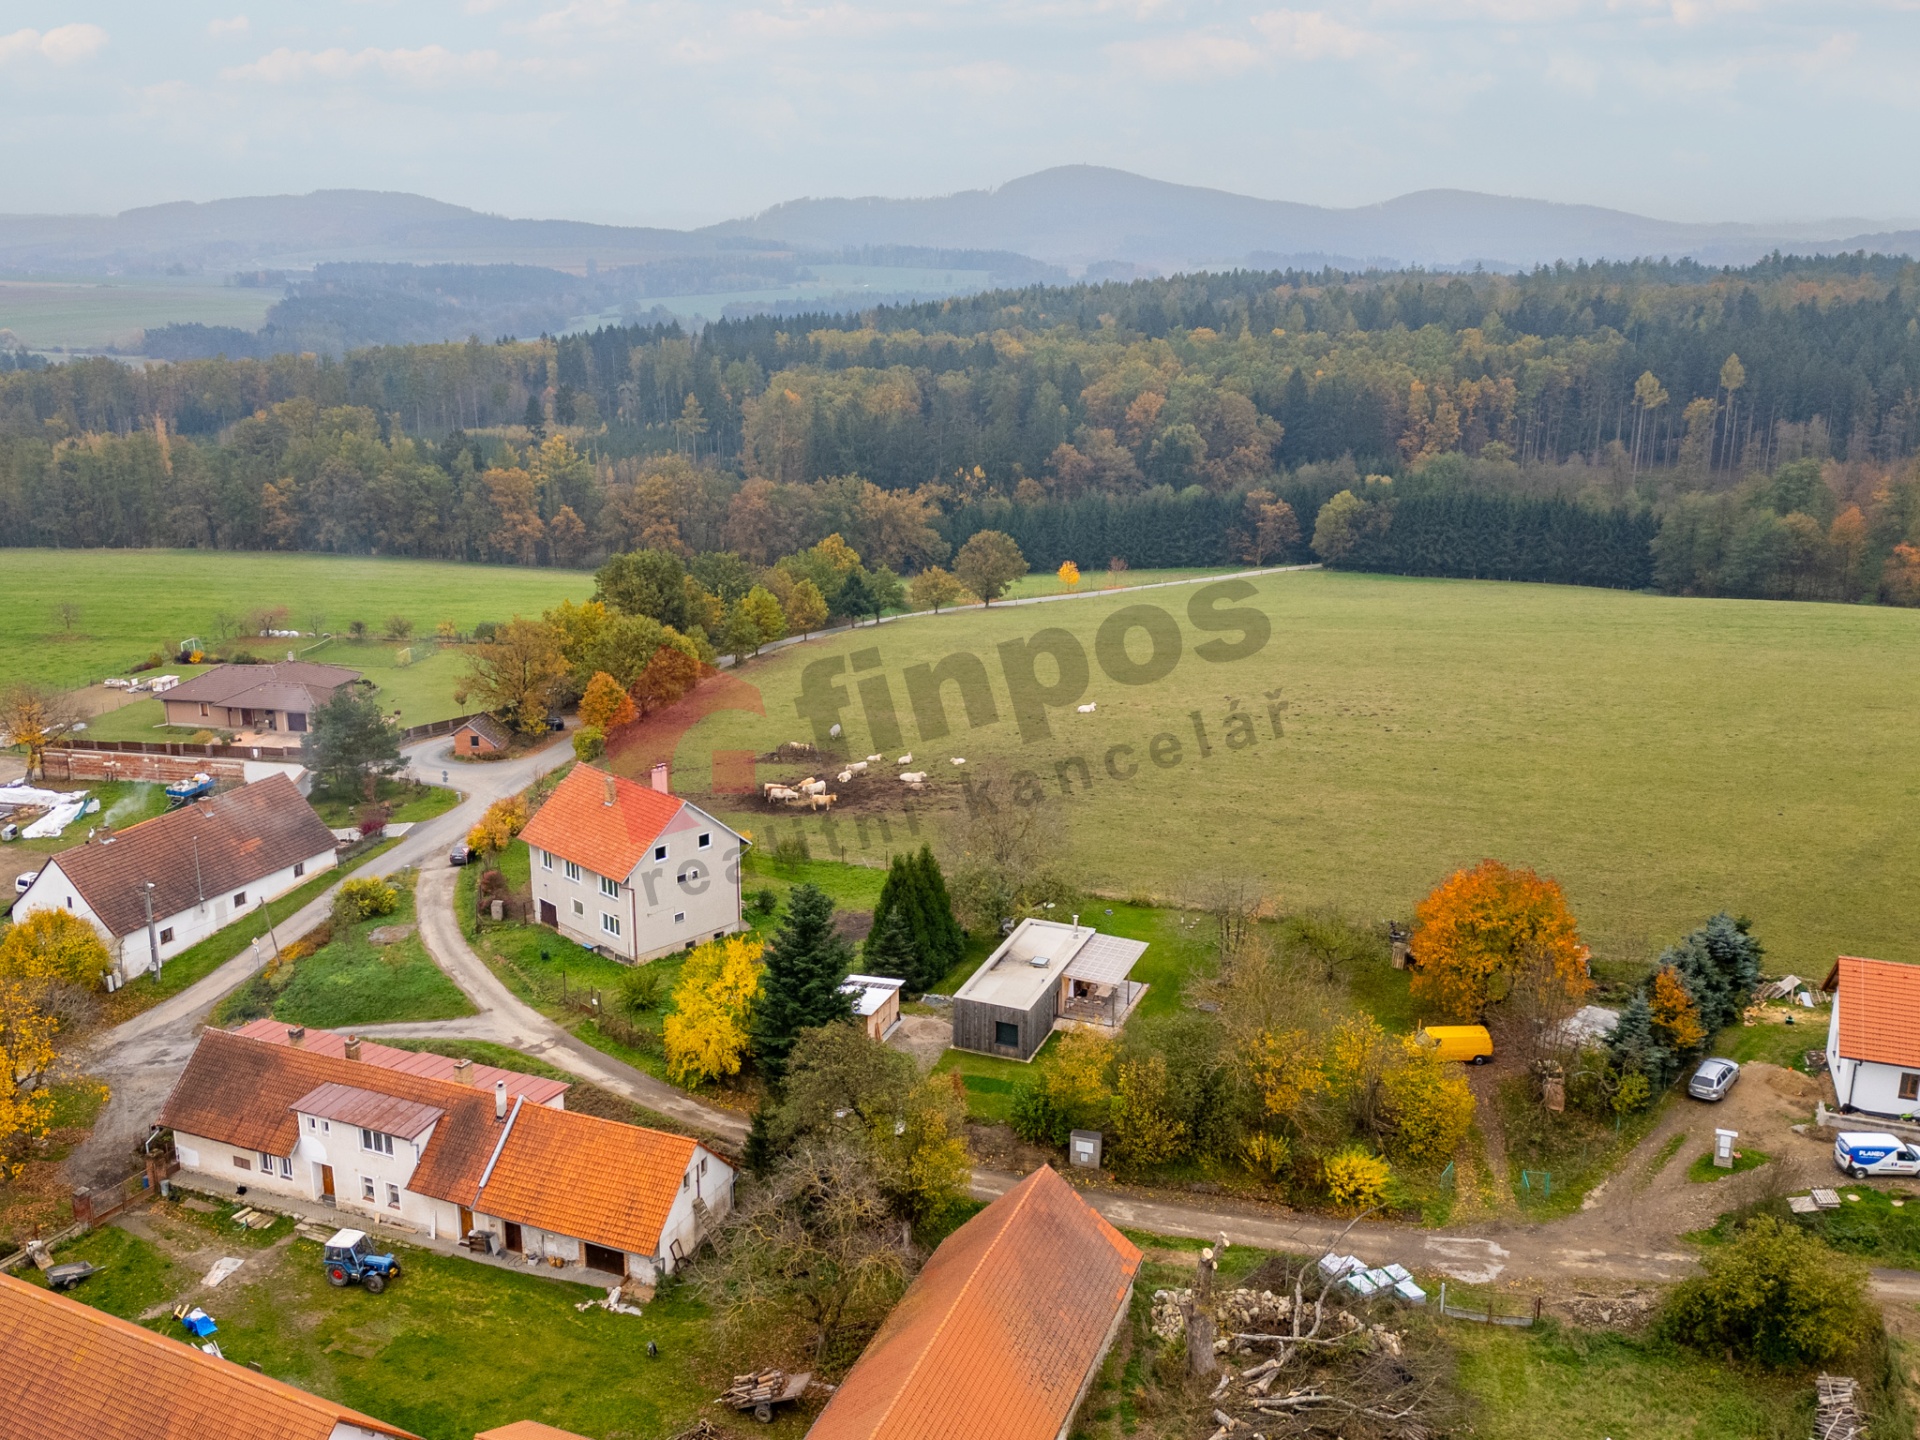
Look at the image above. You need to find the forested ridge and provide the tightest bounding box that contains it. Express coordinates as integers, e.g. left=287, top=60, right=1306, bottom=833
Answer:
left=3, top=254, right=1919, bottom=604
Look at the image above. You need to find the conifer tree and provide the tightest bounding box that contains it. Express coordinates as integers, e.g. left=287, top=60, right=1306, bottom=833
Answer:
left=1607, top=990, right=1678, bottom=1091
left=912, top=846, right=967, bottom=988
left=864, top=907, right=919, bottom=985
left=751, top=883, right=854, bottom=1080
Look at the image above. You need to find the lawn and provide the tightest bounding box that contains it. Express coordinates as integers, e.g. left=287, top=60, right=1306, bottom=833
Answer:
left=214, top=870, right=474, bottom=1029
left=307, top=777, right=462, bottom=828
left=1687, top=1146, right=1770, bottom=1182
left=1713, top=1015, right=1825, bottom=1071
left=1000, top=565, right=1246, bottom=601
left=300, top=636, right=478, bottom=726
left=1, top=550, right=594, bottom=690
left=1499, top=1076, right=1668, bottom=1218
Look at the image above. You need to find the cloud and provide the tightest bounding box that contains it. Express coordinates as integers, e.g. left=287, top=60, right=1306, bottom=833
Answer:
left=1251, top=9, right=1379, bottom=60
left=223, top=45, right=501, bottom=85
left=1107, top=29, right=1266, bottom=78
left=0, top=23, right=109, bottom=65
left=208, top=15, right=250, bottom=37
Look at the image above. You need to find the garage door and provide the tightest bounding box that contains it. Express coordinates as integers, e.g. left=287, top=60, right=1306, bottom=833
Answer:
left=583, top=1242, right=625, bottom=1276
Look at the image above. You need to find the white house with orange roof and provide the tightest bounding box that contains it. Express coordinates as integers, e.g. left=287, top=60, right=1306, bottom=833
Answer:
left=1825, top=954, right=1920, bottom=1118
left=519, top=763, right=749, bottom=963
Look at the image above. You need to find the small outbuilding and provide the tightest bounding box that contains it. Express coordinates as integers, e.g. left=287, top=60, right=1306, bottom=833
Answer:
left=449, top=713, right=513, bottom=757
left=840, top=973, right=905, bottom=1041
left=950, top=917, right=1147, bottom=1061
left=1824, top=955, right=1920, bottom=1117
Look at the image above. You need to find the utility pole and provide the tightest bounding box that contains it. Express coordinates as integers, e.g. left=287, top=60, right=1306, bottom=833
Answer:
left=140, top=882, right=161, bottom=975
left=258, top=896, right=282, bottom=963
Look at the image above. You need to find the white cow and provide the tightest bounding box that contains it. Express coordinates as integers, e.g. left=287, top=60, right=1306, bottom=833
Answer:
left=1077, top=702, right=1097, bottom=714
left=847, top=760, right=869, bottom=774
left=765, top=786, right=799, bottom=803
left=898, top=770, right=927, bottom=784
left=896, top=753, right=913, bottom=765
left=950, top=757, right=966, bottom=766
left=866, top=754, right=883, bottom=763
left=837, top=770, right=854, bottom=784
left=799, top=779, right=828, bottom=796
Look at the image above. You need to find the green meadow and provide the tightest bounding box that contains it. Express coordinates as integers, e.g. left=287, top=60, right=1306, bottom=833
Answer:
left=662, top=570, right=1920, bottom=977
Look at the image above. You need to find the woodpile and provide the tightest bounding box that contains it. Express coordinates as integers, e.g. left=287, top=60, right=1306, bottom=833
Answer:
left=1812, top=1374, right=1862, bottom=1440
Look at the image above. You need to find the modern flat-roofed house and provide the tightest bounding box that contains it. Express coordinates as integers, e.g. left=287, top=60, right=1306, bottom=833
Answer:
left=950, top=918, right=1148, bottom=1061
left=1824, top=955, right=1920, bottom=1117
left=519, top=763, right=748, bottom=964
left=11, top=773, right=338, bottom=983
left=0, top=1269, right=420, bottom=1440
left=161, top=661, right=362, bottom=734
left=162, top=1028, right=733, bottom=1283
left=806, top=1165, right=1141, bottom=1440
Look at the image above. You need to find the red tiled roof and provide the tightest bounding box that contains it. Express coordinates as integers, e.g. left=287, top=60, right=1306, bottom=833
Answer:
left=807, top=1166, right=1141, bottom=1440
left=45, top=774, right=337, bottom=937
left=162, top=1029, right=710, bottom=1257
left=1831, top=955, right=1920, bottom=1068
left=232, top=1019, right=570, bottom=1106
left=291, top=1083, right=445, bottom=1141
left=476, top=1423, right=593, bottom=1440
left=0, top=1271, right=416, bottom=1440
left=518, top=763, right=684, bottom=881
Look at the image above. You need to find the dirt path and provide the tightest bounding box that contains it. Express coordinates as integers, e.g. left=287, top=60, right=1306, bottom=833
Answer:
left=1464, top=1063, right=1517, bottom=1215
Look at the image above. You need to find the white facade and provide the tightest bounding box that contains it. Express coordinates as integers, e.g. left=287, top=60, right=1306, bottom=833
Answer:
left=14, top=845, right=337, bottom=983
left=530, top=804, right=745, bottom=964
left=1828, top=995, right=1920, bottom=1118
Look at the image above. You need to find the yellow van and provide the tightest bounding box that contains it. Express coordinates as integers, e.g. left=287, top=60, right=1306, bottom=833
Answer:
left=1417, top=1025, right=1493, bottom=1065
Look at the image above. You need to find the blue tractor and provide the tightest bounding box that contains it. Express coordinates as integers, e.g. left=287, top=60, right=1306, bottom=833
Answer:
left=322, top=1228, right=401, bottom=1293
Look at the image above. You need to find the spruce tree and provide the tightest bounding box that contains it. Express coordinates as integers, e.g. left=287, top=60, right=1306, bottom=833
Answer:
left=1608, top=990, right=1677, bottom=1091
left=1702, top=913, right=1764, bottom=1013
left=750, top=882, right=854, bottom=1080
left=912, top=846, right=966, bottom=990
left=864, top=907, right=920, bottom=985
left=869, top=854, right=916, bottom=970
left=743, top=1104, right=778, bottom=1178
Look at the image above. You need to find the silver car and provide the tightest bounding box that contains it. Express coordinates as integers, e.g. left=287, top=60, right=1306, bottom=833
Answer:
left=1688, top=1057, right=1740, bottom=1101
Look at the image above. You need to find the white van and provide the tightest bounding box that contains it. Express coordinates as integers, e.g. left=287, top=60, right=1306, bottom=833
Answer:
left=1833, top=1132, right=1920, bottom=1178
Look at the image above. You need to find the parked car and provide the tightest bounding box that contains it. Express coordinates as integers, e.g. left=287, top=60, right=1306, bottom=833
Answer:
left=1416, top=1024, right=1494, bottom=1065
left=448, top=843, right=473, bottom=867
left=1833, top=1132, right=1920, bottom=1178
left=1687, top=1057, right=1741, bottom=1101
left=13, top=871, right=36, bottom=896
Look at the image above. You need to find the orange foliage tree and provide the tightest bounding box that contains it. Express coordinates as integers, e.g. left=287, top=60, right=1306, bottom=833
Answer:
left=1649, top=965, right=1706, bottom=1052
left=579, top=670, right=637, bottom=732
left=1410, top=859, right=1590, bottom=1020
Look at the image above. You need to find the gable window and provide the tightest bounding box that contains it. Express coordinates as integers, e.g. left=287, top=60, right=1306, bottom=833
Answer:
left=600, top=875, right=619, bottom=898
left=653, top=843, right=668, bottom=862
left=361, top=1128, right=394, bottom=1156
left=362, top=1176, right=376, bottom=1201
left=564, top=859, right=582, bottom=883
left=293, top=861, right=305, bottom=878
left=308, top=1117, right=316, bottom=1130
left=572, top=899, right=585, bottom=917
left=995, top=1021, right=1019, bottom=1048
left=698, top=832, right=711, bottom=850
left=232, top=891, right=247, bottom=908
left=541, top=849, right=553, bottom=871
left=674, top=911, right=686, bottom=924
left=159, top=927, right=174, bottom=944
left=1902, top=1073, right=1920, bottom=1102
left=602, top=913, right=622, bottom=937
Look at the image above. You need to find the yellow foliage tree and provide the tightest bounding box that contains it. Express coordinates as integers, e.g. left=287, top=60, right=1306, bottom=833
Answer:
left=1056, top=560, right=1080, bottom=587
left=466, top=796, right=528, bottom=857
left=1111, top=1054, right=1187, bottom=1169
left=1044, top=1029, right=1115, bottom=1123
left=886, top=1075, right=972, bottom=1224
left=0, top=909, right=112, bottom=989
left=1382, top=1038, right=1476, bottom=1164
left=1649, top=965, right=1706, bottom=1053
left=579, top=671, right=637, bottom=732
left=663, top=936, right=764, bottom=1086
left=1323, top=1147, right=1391, bottom=1212
left=1249, top=1026, right=1326, bottom=1127
left=1410, top=859, right=1590, bottom=1020
left=0, top=980, right=59, bottom=1179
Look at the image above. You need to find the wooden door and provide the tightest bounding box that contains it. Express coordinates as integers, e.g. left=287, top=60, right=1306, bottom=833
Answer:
left=503, top=1222, right=523, bottom=1253
left=583, top=1242, right=625, bottom=1276
left=319, top=1164, right=335, bottom=1200
left=539, top=900, right=558, bottom=927
left=458, top=1206, right=474, bottom=1237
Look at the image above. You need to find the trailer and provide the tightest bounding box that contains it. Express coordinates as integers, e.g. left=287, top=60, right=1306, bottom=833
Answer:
left=719, top=1369, right=811, bottom=1423
left=166, top=773, right=214, bottom=806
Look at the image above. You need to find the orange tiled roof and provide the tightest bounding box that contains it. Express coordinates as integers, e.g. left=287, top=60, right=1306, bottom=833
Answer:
left=518, top=763, right=684, bottom=881
left=476, top=1420, right=595, bottom=1439
left=807, top=1166, right=1141, bottom=1440
left=1831, top=955, right=1920, bottom=1068
left=161, top=1029, right=709, bottom=1258
left=0, top=1271, right=417, bottom=1440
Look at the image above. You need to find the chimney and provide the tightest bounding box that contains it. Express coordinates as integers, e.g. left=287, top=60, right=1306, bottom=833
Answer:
left=604, top=772, right=617, bottom=807
left=649, top=760, right=670, bottom=795
left=343, top=1035, right=362, bottom=1062
left=495, top=1079, right=508, bottom=1120
left=453, top=1058, right=473, bottom=1086
left=286, top=1026, right=305, bottom=1047
left=1071, top=913, right=1080, bottom=932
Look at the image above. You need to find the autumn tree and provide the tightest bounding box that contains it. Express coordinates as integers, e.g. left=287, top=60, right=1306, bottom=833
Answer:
left=0, top=684, right=81, bottom=780
left=782, top=576, right=829, bottom=635
left=456, top=616, right=569, bottom=735
left=0, top=981, right=57, bottom=1179
left=907, top=566, right=968, bottom=613
left=1410, top=859, right=1590, bottom=1021
left=0, top=909, right=113, bottom=992
left=630, top=641, right=703, bottom=717
left=1648, top=965, right=1706, bottom=1054
left=1110, top=1054, right=1187, bottom=1171
left=663, top=936, right=763, bottom=1086
left=1381, top=1037, right=1476, bottom=1163
left=1236, top=489, right=1303, bottom=564
left=952, top=530, right=1026, bottom=605
left=578, top=671, right=636, bottom=733
left=466, top=795, right=527, bottom=858
left=1056, top=560, right=1080, bottom=587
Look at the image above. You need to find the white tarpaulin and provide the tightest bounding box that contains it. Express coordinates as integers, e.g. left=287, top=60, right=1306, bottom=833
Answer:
left=22, top=796, right=93, bottom=839
left=0, top=784, right=67, bottom=811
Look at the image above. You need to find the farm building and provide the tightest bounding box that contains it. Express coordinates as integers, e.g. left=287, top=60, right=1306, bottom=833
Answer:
left=806, top=1165, right=1141, bottom=1440
left=841, top=973, right=905, bottom=1040
left=232, top=1018, right=573, bottom=1107
left=450, top=713, right=513, bottom=756
left=162, top=1028, right=733, bottom=1284
left=0, top=1269, right=420, bottom=1440
left=160, top=661, right=361, bottom=735
left=1824, top=955, right=1920, bottom=1117
left=11, top=773, right=338, bottom=983
left=950, top=917, right=1148, bottom=1061
left=519, top=763, right=749, bottom=964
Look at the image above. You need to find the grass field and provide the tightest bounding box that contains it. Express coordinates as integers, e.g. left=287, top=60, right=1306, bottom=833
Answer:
left=0, top=277, right=276, bottom=351
left=667, top=570, right=1920, bottom=977
left=1, top=550, right=594, bottom=689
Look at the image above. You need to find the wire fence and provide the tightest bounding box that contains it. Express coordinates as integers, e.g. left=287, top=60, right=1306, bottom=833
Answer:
left=1435, top=1283, right=1543, bottom=1328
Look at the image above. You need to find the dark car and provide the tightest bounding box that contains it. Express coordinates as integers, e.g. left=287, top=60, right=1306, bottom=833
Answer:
left=448, top=843, right=473, bottom=867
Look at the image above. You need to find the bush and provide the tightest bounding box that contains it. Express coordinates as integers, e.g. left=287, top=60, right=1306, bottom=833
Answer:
left=572, top=725, right=605, bottom=762
left=332, top=877, right=398, bottom=926
left=1661, top=1216, right=1873, bottom=1369
left=1324, top=1147, right=1392, bottom=1212
left=1010, top=1079, right=1068, bottom=1147
left=620, top=965, right=664, bottom=1014
left=356, top=802, right=390, bottom=840
left=753, top=887, right=778, bottom=916
left=771, top=831, right=811, bottom=870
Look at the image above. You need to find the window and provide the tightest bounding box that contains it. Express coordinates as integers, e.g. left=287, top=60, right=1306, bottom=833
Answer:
left=681, top=1172, right=690, bottom=1191
left=995, top=1021, right=1019, bottom=1048
left=698, top=832, right=711, bottom=849
left=541, top=849, right=553, bottom=871
left=564, top=859, right=581, bottom=883
left=602, top=913, right=622, bottom=937
left=469, top=733, right=482, bottom=749
left=600, top=875, right=619, bottom=898
left=232, top=1155, right=251, bottom=1171
left=280, top=1156, right=292, bottom=1178
left=673, top=911, right=686, bottom=924
left=1902, top=1073, right=1920, bottom=1102
left=199, top=703, right=209, bottom=718
left=232, top=891, right=246, bottom=907
left=387, top=1183, right=401, bottom=1209
left=308, top=1117, right=316, bottom=1130
left=699, top=1157, right=707, bottom=1177
left=258, top=1151, right=274, bottom=1171
left=362, top=1176, right=376, bottom=1201
left=571, top=899, right=585, bottom=917
left=653, top=843, right=668, bottom=862
left=159, top=927, right=174, bottom=944
left=293, top=861, right=305, bottom=878
left=360, top=1128, right=394, bottom=1156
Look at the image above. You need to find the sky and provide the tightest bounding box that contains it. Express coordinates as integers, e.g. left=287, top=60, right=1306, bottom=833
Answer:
left=2, top=1, right=1917, bottom=228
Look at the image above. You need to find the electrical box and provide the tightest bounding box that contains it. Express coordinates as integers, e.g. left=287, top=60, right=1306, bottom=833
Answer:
left=1069, top=1130, right=1103, bottom=1170
left=1714, top=1128, right=1738, bottom=1169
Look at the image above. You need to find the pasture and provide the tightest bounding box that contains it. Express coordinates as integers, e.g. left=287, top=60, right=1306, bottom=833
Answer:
left=0, top=276, right=276, bottom=352
left=0, top=550, right=595, bottom=689
left=649, top=570, right=1920, bottom=977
